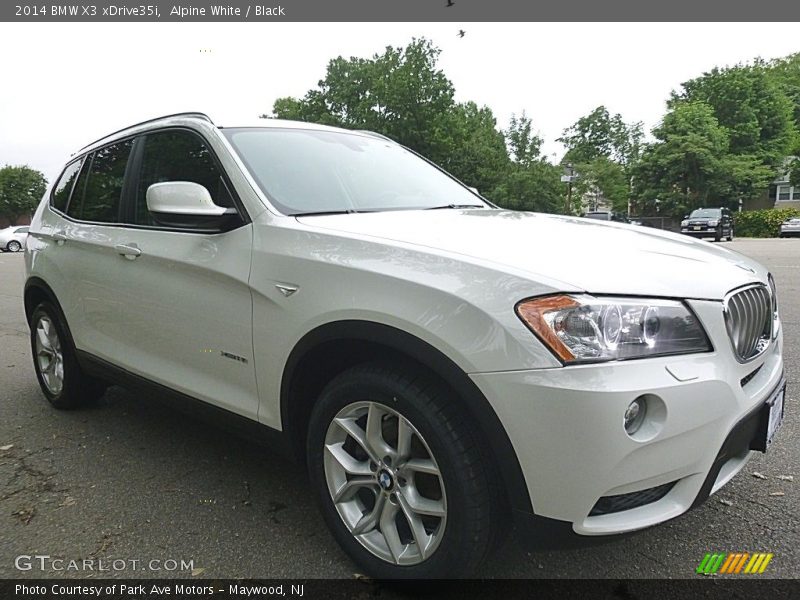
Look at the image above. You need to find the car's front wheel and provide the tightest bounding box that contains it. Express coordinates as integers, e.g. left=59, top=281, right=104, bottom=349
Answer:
left=307, top=363, right=501, bottom=578
left=30, top=302, right=106, bottom=409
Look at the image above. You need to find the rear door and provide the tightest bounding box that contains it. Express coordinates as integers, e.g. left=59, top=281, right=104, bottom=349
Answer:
left=107, top=128, right=258, bottom=419
left=54, top=139, right=139, bottom=359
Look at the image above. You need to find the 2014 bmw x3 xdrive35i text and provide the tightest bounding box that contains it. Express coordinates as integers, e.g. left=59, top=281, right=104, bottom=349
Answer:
left=24, top=113, right=785, bottom=578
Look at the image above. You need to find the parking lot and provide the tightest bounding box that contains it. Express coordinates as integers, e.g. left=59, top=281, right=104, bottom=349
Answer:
left=0, top=238, right=798, bottom=579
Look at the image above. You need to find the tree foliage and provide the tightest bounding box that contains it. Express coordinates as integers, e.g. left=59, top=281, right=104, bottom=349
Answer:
left=269, top=38, right=567, bottom=213
left=0, top=165, right=46, bottom=225
left=734, top=207, right=800, bottom=237
left=631, top=62, right=798, bottom=217
left=673, top=63, right=796, bottom=167
left=557, top=106, right=642, bottom=212
left=559, top=106, right=643, bottom=168
left=267, top=38, right=800, bottom=221
left=765, top=54, right=800, bottom=185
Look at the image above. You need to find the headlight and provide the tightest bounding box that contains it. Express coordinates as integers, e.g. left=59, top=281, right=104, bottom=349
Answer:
left=768, top=273, right=779, bottom=339
left=680, top=220, right=688, bottom=227
left=708, top=220, right=719, bottom=227
left=516, top=295, right=712, bottom=363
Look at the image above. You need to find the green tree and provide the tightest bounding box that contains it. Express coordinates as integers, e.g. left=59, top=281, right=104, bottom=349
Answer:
left=633, top=101, right=730, bottom=216
left=557, top=106, right=642, bottom=212
left=268, top=38, right=573, bottom=214
left=487, top=112, right=564, bottom=213
left=270, top=38, right=455, bottom=161
left=765, top=54, right=800, bottom=185
left=558, top=105, right=643, bottom=168
left=504, top=111, right=543, bottom=167
left=269, top=38, right=516, bottom=198
left=674, top=63, right=796, bottom=168
left=0, top=165, right=46, bottom=225
left=489, top=160, right=563, bottom=213
left=571, top=157, right=630, bottom=213
left=434, top=101, right=511, bottom=195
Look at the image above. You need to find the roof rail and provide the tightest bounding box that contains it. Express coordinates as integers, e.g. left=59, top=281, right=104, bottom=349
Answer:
left=79, top=112, right=214, bottom=151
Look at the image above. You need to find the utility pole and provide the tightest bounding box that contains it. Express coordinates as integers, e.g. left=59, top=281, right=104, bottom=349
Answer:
left=562, top=163, right=574, bottom=214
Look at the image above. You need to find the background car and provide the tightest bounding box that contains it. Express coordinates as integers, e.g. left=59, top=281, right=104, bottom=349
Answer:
left=583, top=211, right=630, bottom=223
left=0, top=225, right=29, bottom=252
left=779, top=217, right=800, bottom=237
left=680, top=207, right=733, bottom=241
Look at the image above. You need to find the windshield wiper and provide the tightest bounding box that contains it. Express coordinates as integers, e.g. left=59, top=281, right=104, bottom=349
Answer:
left=424, top=204, right=486, bottom=210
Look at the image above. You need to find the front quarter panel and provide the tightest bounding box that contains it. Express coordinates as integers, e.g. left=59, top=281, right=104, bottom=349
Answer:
left=249, top=214, right=563, bottom=428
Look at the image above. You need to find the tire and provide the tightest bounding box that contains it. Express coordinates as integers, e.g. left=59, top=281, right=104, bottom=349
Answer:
left=7, top=240, right=21, bottom=252
left=307, top=362, right=503, bottom=578
left=714, top=228, right=722, bottom=242
left=30, top=302, right=106, bottom=409
left=727, top=228, right=733, bottom=242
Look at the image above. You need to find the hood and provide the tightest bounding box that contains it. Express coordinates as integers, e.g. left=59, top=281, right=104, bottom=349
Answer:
left=296, top=209, right=765, bottom=300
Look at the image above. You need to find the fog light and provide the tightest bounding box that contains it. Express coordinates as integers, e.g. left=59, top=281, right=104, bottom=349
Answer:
left=624, top=398, right=647, bottom=435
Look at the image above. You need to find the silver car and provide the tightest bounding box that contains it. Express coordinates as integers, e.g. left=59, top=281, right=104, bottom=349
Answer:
left=779, top=217, right=800, bottom=238
left=0, top=225, right=29, bottom=252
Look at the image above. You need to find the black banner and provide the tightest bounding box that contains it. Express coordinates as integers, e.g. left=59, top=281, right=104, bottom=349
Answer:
left=4, top=0, right=800, bottom=22
left=3, top=579, right=800, bottom=600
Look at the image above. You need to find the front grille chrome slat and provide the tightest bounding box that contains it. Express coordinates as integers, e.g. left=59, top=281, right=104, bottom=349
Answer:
left=724, top=284, right=772, bottom=363
left=743, top=291, right=757, bottom=358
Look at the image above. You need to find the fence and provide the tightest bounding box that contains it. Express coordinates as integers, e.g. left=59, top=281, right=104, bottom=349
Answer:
left=635, top=216, right=680, bottom=232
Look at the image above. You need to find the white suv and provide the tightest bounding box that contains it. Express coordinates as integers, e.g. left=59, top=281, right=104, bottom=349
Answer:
left=25, top=113, right=785, bottom=578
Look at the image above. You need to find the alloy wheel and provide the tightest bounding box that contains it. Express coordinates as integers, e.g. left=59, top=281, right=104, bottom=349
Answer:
left=34, top=315, right=64, bottom=395
left=323, top=400, right=447, bottom=565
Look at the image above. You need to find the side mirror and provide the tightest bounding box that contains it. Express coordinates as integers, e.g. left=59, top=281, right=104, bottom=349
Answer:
left=146, top=181, right=237, bottom=230
left=684, top=215, right=689, bottom=219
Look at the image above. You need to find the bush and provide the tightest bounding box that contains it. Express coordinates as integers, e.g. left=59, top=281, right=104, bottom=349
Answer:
left=733, top=207, right=800, bottom=237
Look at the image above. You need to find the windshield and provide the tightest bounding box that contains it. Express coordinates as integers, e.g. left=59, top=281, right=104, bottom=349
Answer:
left=689, top=208, right=722, bottom=218
left=222, top=128, right=488, bottom=215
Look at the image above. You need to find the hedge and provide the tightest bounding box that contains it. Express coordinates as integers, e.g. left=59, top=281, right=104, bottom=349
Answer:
left=733, top=207, right=800, bottom=238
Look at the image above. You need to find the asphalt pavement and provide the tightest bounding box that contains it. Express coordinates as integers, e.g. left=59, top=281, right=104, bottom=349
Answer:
left=0, top=238, right=798, bottom=579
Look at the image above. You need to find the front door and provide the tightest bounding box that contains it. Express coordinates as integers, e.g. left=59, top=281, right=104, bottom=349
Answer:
left=104, top=128, right=258, bottom=419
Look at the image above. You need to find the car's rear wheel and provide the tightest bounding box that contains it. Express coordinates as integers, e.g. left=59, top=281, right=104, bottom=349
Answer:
left=7, top=240, right=21, bottom=252
left=727, top=228, right=734, bottom=242
left=307, top=363, right=501, bottom=578
left=30, top=302, right=106, bottom=409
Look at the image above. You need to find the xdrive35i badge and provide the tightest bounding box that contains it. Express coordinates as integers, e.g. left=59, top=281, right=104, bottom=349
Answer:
left=220, top=351, right=248, bottom=364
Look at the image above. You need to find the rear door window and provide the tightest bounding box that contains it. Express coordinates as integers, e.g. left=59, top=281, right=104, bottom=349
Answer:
left=68, top=140, right=134, bottom=223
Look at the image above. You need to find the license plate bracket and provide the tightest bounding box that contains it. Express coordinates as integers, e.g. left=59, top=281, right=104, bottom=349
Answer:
left=751, top=381, right=786, bottom=453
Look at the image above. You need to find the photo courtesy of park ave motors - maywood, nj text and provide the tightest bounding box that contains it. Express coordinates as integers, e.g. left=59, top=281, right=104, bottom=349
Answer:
left=0, top=6, right=799, bottom=592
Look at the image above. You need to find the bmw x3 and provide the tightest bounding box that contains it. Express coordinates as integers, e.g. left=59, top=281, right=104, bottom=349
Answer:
left=24, top=113, right=785, bottom=578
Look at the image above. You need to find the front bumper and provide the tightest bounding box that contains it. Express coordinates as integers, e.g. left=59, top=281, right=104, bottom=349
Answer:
left=471, top=299, right=784, bottom=536
left=681, top=227, right=720, bottom=237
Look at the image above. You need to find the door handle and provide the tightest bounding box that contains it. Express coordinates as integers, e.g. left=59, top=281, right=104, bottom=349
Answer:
left=115, top=243, right=142, bottom=259
left=52, top=231, right=67, bottom=245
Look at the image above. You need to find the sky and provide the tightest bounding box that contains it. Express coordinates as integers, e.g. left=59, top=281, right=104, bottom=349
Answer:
left=1, top=22, right=800, bottom=182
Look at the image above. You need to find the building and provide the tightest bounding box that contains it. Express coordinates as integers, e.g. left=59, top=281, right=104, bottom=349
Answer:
left=743, top=162, right=800, bottom=211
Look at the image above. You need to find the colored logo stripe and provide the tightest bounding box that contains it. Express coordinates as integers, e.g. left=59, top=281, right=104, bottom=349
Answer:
left=697, top=552, right=773, bottom=574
